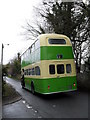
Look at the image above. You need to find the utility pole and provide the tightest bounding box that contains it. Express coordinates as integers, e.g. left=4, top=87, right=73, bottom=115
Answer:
left=1, top=43, right=9, bottom=96
left=1, top=43, right=9, bottom=79
left=1, top=43, right=4, bottom=81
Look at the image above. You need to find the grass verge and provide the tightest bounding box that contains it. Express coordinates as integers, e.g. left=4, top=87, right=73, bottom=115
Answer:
left=3, top=82, right=22, bottom=105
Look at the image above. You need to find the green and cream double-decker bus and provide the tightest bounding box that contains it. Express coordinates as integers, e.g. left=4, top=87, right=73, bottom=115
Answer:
left=21, top=34, right=77, bottom=94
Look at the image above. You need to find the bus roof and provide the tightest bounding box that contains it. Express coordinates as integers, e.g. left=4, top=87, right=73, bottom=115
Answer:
left=39, top=34, right=72, bottom=46
left=39, top=33, right=70, bottom=38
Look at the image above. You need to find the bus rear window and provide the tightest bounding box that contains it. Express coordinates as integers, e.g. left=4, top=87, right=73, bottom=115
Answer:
left=57, top=64, right=64, bottom=74
left=66, top=64, right=71, bottom=73
left=49, top=65, right=55, bottom=74
left=48, top=39, right=66, bottom=44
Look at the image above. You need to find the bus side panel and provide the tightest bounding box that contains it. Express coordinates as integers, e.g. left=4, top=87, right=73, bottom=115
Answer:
left=24, top=77, right=31, bottom=90
left=24, top=77, right=45, bottom=92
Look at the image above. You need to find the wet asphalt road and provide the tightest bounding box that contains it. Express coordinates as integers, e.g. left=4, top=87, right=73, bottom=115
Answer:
left=3, top=77, right=88, bottom=118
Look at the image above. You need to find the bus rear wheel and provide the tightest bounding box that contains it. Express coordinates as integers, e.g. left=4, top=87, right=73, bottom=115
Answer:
left=31, top=82, right=35, bottom=94
left=21, top=81, right=25, bottom=89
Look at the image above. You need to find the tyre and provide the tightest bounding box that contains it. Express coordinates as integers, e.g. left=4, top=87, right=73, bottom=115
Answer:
left=22, top=84, right=25, bottom=89
left=21, top=80, right=25, bottom=89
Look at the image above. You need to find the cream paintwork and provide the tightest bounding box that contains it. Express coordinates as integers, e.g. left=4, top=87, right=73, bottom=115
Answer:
left=22, top=59, right=76, bottom=79
left=39, top=34, right=72, bottom=47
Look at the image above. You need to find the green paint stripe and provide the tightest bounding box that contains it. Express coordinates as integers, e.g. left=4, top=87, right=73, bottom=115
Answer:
left=21, top=46, right=74, bottom=67
left=24, top=76, right=77, bottom=94
left=40, top=46, right=74, bottom=60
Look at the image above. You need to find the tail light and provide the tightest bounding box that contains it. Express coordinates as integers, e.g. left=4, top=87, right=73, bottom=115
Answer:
left=73, top=83, right=76, bottom=87
left=48, top=85, right=50, bottom=90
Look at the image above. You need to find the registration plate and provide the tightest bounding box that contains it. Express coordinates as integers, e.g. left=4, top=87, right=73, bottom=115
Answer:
left=68, top=85, right=72, bottom=89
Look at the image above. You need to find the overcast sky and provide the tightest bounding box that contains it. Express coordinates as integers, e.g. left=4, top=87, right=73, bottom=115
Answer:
left=0, top=0, right=42, bottom=64
left=0, top=0, right=87, bottom=65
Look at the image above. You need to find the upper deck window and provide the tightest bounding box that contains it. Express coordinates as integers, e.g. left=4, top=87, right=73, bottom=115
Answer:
left=48, top=39, right=66, bottom=44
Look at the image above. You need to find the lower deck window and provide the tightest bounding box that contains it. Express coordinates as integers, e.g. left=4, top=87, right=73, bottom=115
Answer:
left=49, top=65, right=55, bottom=74
left=57, top=64, right=64, bottom=74
left=35, top=66, right=40, bottom=75
left=32, top=68, right=35, bottom=75
left=24, top=70, right=27, bottom=75
left=28, top=69, right=31, bottom=75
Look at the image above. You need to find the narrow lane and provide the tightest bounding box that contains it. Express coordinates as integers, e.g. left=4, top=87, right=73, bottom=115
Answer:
left=3, top=99, right=42, bottom=118
left=3, top=77, right=88, bottom=118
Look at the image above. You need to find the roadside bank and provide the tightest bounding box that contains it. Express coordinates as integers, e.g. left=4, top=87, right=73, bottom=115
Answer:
left=3, top=82, right=22, bottom=105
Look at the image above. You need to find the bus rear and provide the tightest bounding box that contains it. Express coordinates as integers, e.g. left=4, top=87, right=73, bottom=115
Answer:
left=38, top=34, right=77, bottom=94
left=39, top=60, right=77, bottom=94
left=21, top=34, right=77, bottom=94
